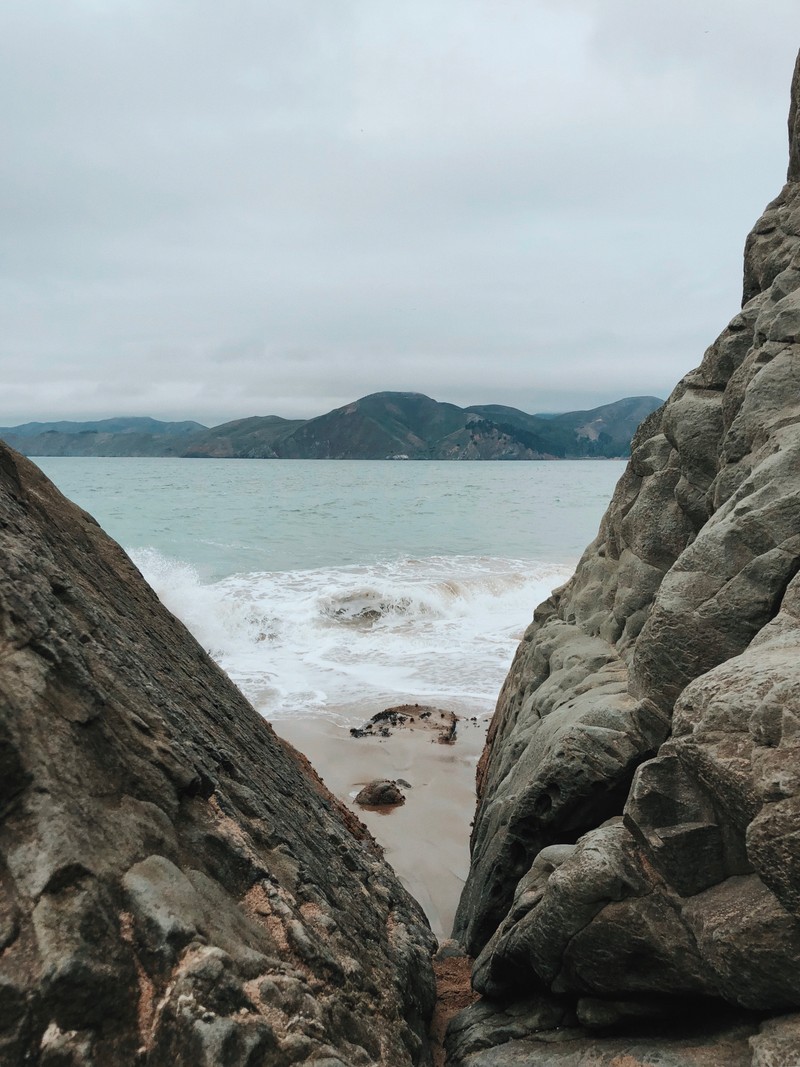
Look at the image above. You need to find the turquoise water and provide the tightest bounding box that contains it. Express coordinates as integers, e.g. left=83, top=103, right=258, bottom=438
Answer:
left=37, top=458, right=624, bottom=721
left=36, top=458, right=622, bottom=577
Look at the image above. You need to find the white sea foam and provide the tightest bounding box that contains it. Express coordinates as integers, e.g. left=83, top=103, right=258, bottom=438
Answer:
left=131, top=548, right=572, bottom=724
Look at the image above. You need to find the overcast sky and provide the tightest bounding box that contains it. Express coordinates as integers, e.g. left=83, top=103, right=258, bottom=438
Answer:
left=2, top=2, right=799, bottom=426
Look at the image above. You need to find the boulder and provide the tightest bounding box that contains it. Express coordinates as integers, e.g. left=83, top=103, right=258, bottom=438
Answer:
left=355, top=780, right=406, bottom=807
left=0, top=445, right=436, bottom=1065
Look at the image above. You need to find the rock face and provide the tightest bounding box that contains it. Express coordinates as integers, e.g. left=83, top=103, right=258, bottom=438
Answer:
left=0, top=446, right=437, bottom=1064
left=451, top=50, right=800, bottom=1064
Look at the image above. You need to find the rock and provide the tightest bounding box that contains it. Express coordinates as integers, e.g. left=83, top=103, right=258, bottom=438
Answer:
left=750, top=1014, right=800, bottom=1066
left=355, top=780, right=406, bottom=807
left=0, top=445, right=436, bottom=1064
left=350, top=703, right=458, bottom=744
left=435, top=938, right=467, bottom=961
left=444, top=997, right=578, bottom=1062
left=446, top=1013, right=759, bottom=1066
left=450, top=49, right=800, bottom=1067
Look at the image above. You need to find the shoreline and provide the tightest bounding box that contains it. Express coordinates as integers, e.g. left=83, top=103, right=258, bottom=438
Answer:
left=272, top=710, right=488, bottom=941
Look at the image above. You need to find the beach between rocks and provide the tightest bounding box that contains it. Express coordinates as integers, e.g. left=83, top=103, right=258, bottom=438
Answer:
left=273, top=708, right=489, bottom=941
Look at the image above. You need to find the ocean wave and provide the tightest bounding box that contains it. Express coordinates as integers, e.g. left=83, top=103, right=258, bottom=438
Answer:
left=130, top=548, right=572, bottom=722
left=131, top=547, right=279, bottom=655
left=319, top=590, right=426, bottom=625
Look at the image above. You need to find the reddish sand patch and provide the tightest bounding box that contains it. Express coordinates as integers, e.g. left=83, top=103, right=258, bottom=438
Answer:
left=430, top=955, right=478, bottom=1067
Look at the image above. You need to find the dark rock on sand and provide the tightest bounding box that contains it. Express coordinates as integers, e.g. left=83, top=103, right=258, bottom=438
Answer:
left=350, top=704, right=458, bottom=744
left=450, top=49, right=800, bottom=1065
left=0, top=445, right=436, bottom=1065
left=355, top=780, right=407, bottom=807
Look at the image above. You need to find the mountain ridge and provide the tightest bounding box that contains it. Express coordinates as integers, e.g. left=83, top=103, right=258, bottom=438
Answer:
left=0, top=392, right=663, bottom=461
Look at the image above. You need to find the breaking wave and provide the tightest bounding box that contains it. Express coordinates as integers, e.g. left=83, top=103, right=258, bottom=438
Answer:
left=131, top=548, right=572, bottom=723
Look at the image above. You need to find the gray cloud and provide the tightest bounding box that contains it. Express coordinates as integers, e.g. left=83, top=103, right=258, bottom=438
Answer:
left=1, top=1, right=798, bottom=424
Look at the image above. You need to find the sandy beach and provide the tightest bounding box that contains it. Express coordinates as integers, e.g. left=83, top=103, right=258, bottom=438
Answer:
left=273, top=710, right=488, bottom=941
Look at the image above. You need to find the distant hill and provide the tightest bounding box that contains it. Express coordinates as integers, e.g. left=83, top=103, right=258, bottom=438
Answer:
left=274, top=393, right=467, bottom=459
left=1, top=416, right=205, bottom=439
left=0, top=417, right=207, bottom=457
left=181, top=415, right=306, bottom=459
left=465, top=396, right=665, bottom=459
left=548, top=396, right=665, bottom=447
left=0, top=393, right=663, bottom=460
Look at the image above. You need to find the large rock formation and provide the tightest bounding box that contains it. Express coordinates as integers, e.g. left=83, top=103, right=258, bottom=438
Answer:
left=0, top=446, right=437, bottom=1064
left=450, top=50, right=800, bottom=1065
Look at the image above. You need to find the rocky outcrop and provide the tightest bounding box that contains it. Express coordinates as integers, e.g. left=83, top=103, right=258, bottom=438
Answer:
left=0, top=446, right=437, bottom=1064
left=451, top=50, right=800, bottom=1064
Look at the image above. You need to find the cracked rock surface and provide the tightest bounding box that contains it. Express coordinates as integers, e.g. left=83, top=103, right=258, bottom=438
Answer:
left=451, top=49, right=800, bottom=1066
left=0, top=445, right=436, bottom=1065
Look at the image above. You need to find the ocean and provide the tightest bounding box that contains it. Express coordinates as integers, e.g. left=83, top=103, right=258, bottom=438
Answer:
left=36, top=457, right=624, bottom=727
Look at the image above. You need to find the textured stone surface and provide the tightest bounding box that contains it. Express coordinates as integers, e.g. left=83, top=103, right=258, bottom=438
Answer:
left=0, top=445, right=436, bottom=1065
left=445, top=997, right=770, bottom=1066
left=355, top=780, right=406, bottom=807
left=450, top=49, right=800, bottom=1067
left=448, top=1021, right=760, bottom=1067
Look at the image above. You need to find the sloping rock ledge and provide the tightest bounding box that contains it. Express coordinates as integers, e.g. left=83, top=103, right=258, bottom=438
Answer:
left=0, top=446, right=437, bottom=1065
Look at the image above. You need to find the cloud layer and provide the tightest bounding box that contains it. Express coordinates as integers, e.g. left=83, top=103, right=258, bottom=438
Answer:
left=2, top=1, right=798, bottom=424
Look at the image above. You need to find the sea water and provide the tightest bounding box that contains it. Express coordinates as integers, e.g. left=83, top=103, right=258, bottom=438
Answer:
left=36, top=458, right=624, bottom=724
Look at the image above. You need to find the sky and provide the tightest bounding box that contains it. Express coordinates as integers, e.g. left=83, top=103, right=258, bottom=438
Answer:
left=2, top=1, right=799, bottom=427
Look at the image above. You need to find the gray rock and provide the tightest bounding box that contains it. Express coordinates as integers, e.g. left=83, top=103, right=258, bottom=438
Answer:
left=435, top=938, right=467, bottom=960
left=0, top=445, right=436, bottom=1064
left=451, top=47, right=800, bottom=1067
left=750, top=1014, right=800, bottom=1067
left=450, top=1025, right=758, bottom=1067
left=445, top=997, right=760, bottom=1066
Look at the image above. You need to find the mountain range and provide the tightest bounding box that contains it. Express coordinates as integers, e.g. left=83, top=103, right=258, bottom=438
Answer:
left=0, top=392, right=663, bottom=460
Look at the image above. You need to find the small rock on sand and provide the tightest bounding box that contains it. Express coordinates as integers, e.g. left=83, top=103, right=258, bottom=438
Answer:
left=355, top=780, right=406, bottom=807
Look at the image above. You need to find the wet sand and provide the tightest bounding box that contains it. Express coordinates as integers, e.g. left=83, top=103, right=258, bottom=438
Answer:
left=273, top=711, right=488, bottom=941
